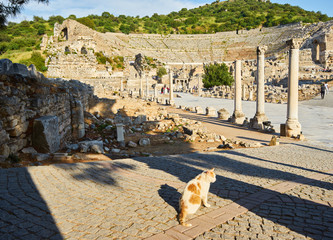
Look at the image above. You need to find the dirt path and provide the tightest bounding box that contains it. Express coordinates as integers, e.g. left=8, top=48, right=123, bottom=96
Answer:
left=166, top=106, right=297, bottom=146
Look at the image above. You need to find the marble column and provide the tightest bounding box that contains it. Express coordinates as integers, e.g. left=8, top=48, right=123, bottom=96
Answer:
left=140, top=72, right=144, bottom=98
left=198, top=75, right=202, bottom=96
left=169, top=68, right=175, bottom=105
left=154, top=84, right=157, bottom=100
left=231, top=60, right=245, bottom=124
left=285, top=39, right=302, bottom=137
left=251, top=46, right=268, bottom=129
left=146, top=75, right=149, bottom=98
left=120, top=78, right=124, bottom=92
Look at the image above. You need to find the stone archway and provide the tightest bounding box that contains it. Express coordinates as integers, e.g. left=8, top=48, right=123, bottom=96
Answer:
left=65, top=46, right=70, bottom=54
left=81, top=47, right=88, bottom=54
left=313, top=40, right=320, bottom=63
left=61, top=27, right=68, bottom=40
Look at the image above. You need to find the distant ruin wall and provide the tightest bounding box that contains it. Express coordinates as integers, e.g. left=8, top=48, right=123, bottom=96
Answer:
left=0, top=59, right=95, bottom=157
left=44, top=19, right=333, bottom=85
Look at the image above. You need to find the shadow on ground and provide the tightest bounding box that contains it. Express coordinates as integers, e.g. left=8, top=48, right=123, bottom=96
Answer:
left=0, top=168, right=63, bottom=239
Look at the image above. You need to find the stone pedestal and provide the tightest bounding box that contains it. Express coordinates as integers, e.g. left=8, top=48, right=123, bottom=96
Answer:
left=206, top=107, right=216, bottom=117
left=116, top=123, right=125, bottom=145
left=195, top=106, right=204, bottom=114
left=231, top=60, right=245, bottom=124
left=285, top=39, right=302, bottom=137
left=217, top=108, right=230, bottom=120
left=251, top=46, right=268, bottom=130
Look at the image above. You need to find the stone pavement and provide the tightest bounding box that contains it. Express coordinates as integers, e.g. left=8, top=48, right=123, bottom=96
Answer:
left=1, top=142, right=333, bottom=239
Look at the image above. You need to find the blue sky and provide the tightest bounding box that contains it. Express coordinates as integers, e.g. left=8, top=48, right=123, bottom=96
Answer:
left=7, top=0, right=333, bottom=23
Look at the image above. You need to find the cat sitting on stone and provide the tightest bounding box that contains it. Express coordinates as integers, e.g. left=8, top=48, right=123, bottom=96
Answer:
left=178, top=168, right=216, bottom=226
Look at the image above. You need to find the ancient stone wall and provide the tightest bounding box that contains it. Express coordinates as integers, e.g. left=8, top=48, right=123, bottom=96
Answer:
left=0, top=59, right=95, bottom=157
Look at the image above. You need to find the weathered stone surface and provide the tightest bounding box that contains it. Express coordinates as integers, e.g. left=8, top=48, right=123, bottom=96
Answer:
left=0, top=60, right=94, bottom=155
left=206, top=107, right=216, bottom=117
left=217, top=108, right=230, bottom=120
left=0, top=144, right=10, bottom=158
left=67, top=144, right=79, bottom=151
left=32, top=116, right=60, bottom=153
left=34, top=153, right=50, bottom=161
left=133, top=115, right=147, bottom=124
left=21, top=147, right=38, bottom=154
left=0, top=130, right=10, bottom=146
left=139, top=138, right=151, bottom=146
left=78, top=140, right=104, bottom=153
left=71, top=100, right=85, bottom=139
left=128, top=141, right=138, bottom=148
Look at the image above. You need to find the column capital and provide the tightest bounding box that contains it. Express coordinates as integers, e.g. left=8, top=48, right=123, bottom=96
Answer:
left=286, top=38, right=302, bottom=49
left=257, top=45, right=267, bottom=55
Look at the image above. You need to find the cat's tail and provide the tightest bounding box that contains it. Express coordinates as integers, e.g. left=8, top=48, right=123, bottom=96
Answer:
left=178, top=208, right=192, bottom=227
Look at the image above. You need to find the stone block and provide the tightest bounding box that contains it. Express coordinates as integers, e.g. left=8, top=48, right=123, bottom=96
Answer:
left=78, top=140, right=104, bottom=153
left=280, top=124, right=286, bottom=137
left=133, top=115, right=147, bottom=124
left=206, top=107, right=216, bottom=117
left=32, top=116, right=60, bottom=153
left=8, top=63, right=30, bottom=77
left=0, top=130, right=10, bottom=146
left=217, top=108, right=230, bottom=120
left=0, top=144, right=10, bottom=158
left=116, top=123, right=125, bottom=142
left=139, top=138, right=151, bottom=146
left=0, top=59, right=13, bottom=74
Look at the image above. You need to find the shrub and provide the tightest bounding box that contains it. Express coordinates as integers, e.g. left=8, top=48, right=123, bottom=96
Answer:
left=203, top=63, right=234, bottom=88
left=20, top=51, right=47, bottom=72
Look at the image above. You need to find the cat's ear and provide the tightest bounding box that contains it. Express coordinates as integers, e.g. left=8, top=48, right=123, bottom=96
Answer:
left=210, top=168, right=215, bottom=172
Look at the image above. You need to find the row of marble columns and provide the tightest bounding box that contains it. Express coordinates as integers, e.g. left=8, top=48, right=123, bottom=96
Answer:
left=134, top=39, right=301, bottom=137
left=231, top=39, right=302, bottom=137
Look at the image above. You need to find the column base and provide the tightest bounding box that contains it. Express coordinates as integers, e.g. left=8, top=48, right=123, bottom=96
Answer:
left=250, top=113, right=268, bottom=130
left=168, top=100, right=175, bottom=106
left=285, top=119, right=302, bottom=137
left=230, top=111, right=245, bottom=124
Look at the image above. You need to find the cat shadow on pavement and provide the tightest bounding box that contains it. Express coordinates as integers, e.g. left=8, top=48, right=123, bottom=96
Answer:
left=158, top=184, right=181, bottom=213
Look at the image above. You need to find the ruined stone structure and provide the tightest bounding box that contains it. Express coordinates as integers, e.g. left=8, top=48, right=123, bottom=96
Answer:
left=43, top=19, right=333, bottom=93
left=0, top=59, right=95, bottom=157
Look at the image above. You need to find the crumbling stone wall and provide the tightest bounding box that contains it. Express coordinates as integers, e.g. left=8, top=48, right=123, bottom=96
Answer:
left=0, top=59, right=94, bottom=157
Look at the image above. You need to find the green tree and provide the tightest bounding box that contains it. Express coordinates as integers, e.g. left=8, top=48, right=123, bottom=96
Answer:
left=48, top=15, right=65, bottom=25
left=77, top=17, right=95, bottom=29
left=156, top=67, right=167, bottom=78
left=0, top=0, right=49, bottom=27
left=202, top=63, right=234, bottom=88
left=68, top=14, right=77, bottom=20
left=102, top=12, right=111, bottom=18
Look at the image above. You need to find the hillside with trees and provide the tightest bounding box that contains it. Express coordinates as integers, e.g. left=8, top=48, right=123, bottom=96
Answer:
left=0, top=0, right=332, bottom=67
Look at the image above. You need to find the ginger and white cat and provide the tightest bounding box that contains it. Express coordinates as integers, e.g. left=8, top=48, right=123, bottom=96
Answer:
left=178, top=168, right=216, bottom=226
